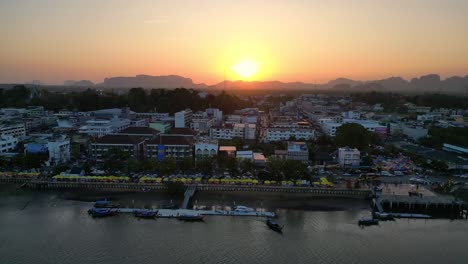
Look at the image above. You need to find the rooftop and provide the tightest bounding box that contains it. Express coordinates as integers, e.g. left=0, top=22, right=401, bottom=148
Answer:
left=118, top=127, right=160, bottom=135
left=219, top=146, right=236, bottom=152
left=94, top=135, right=145, bottom=145
left=168, top=127, right=197, bottom=136
left=147, top=135, right=194, bottom=146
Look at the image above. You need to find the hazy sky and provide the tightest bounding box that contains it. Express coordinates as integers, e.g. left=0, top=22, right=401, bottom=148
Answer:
left=1, top=0, right=467, bottom=84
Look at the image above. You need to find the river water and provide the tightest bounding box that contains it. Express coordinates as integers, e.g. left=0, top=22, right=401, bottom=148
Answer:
left=1, top=189, right=467, bottom=264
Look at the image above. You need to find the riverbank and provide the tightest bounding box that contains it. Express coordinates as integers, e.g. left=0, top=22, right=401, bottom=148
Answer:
left=0, top=183, right=370, bottom=212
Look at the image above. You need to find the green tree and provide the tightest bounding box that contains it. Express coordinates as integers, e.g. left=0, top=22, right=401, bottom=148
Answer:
left=282, top=160, right=306, bottom=180
left=335, top=123, right=379, bottom=150
left=196, top=157, right=214, bottom=175
left=179, top=158, right=194, bottom=174
left=159, top=158, right=177, bottom=176
left=102, top=148, right=130, bottom=174
left=266, top=158, right=285, bottom=181
left=361, top=155, right=374, bottom=166
left=240, top=159, right=254, bottom=174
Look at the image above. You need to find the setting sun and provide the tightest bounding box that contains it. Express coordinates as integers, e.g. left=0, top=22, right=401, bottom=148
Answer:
left=232, top=60, right=259, bottom=79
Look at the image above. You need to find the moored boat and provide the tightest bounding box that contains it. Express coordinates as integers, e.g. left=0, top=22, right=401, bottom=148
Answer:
left=88, top=208, right=117, bottom=217
left=358, top=218, right=379, bottom=226
left=266, top=219, right=283, bottom=233
left=234, top=205, right=255, bottom=213
left=374, top=212, right=395, bottom=221
left=134, top=210, right=157, bottom=219
left=177, top=214, right=204, bottom=221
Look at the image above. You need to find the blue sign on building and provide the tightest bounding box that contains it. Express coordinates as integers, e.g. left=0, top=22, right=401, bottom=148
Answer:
left=157, top=145, right=165, bottom=161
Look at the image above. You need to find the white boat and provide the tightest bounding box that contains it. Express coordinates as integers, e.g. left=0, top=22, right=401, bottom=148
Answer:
left=234, top=205, right=255, bottom=212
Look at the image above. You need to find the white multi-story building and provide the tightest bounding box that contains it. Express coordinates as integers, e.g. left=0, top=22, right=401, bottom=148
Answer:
left=320, top=119, right=387, bottom=137
left=265, top=128, right=315, bottom=142
left=79, top=117, right=131, bottom=138
left=244, top=123, right=256, bottom=140
left=338, top=147, right=360, bottom=167
left=225, top=115, right=242, bottom=125
left=210, top=123, right=255, bottom=140
left=130, top=119, right=148, bottom=127
left=190, top=118, right=215, bottom=133
left=0, top=123, right=27, bottom=138
left=174, top=109, right=193, bottom=128
left=287, top=141, right=309, bottom=162
left=206, top=108, right=223, bottom=123
left=135, top=112, right=170, bottom=121
left=341, top=111, right=361, bottom=119
left=417, top=114, right=442, bottom=122
left=0, top=135, right=18, bottom=154
left=47, top=136, right=70, bottom=165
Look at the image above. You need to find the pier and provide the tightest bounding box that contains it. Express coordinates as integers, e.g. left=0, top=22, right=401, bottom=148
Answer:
left=105, top=208, right=276, bottom=218
left=373, top=184, right=467, bottom=219
left=181, top=185, right=197, bottom=209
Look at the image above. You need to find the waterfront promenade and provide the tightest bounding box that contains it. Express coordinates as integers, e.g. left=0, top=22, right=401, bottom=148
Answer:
left=0, top=177, right=372, bottom=199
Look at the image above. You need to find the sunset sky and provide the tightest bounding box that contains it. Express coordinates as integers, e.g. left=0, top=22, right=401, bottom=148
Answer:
left=1, top=0, right=467, bottom=85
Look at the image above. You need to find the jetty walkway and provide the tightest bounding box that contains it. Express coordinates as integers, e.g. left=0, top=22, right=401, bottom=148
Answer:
left=182, top=185, right=196, bottom=209
left=109, top=208, right=276, bottom=218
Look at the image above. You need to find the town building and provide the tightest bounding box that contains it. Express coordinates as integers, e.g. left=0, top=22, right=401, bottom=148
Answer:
left=135, top=112, right=170, bottom=121
left=274, top=149, right=288, bottom=160
left=320, top=119, right=387, bottom=137
left=79, top=117, right=131, bottom=138
left=205, top=108, right=223, bottom=123
left=265, top=128, right=315, bottom=141
left=0, top=123, right=27, bottom=138
left=253, top=152, right=266, bottom=166
left=23, top=134, right=70, bottom=165
left=47, top=135, right=71, bottom=165
left=237, top=150, right=253, bottom=161
left=210, top=124, right=246, bottom=140
left=338, top=147, right=361, bottom=167
left=190, top=118, right=215, bottom=133
left=174, top=109, right=193, bottom=128
left=90, top=135, right=146, bottom=162
left=195, top=140, right=218, bottom=158
left=146, top=135, right=194, bottom=160
left=0, top=135, right=18, bottom=154
left=287, top=141, right=309, bottom=162
left=130, top=118, right=148, bottom=127
left=218, top=146, right=236, bottom=157
left=149, top=121, right=172, bottom=133
left=114, top=127, right=160, bottom=140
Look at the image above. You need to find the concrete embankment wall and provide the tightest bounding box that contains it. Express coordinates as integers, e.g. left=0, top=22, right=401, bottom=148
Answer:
left=0, top=178, right=371, bottom=199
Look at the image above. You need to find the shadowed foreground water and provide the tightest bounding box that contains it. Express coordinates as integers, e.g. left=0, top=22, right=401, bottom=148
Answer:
left=1, top=191, right=467, bottom=264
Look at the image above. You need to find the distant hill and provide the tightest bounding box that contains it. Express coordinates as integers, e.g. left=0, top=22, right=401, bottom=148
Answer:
left=64, top=80, right=95, bottom=86
left=208, top=75, right=467, bottom=93
left=210, top=80, right=318, bottom=90
left=2, top=73, right=467, bottom=93
left=98, top=74, right=207, bottom=89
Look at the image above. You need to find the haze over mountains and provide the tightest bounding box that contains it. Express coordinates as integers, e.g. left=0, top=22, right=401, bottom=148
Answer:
left=3, top=73, right=468, bottom=93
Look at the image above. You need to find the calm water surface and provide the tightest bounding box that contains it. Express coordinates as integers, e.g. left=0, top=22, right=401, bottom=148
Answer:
left=1, top=190, right=467, bottom=264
